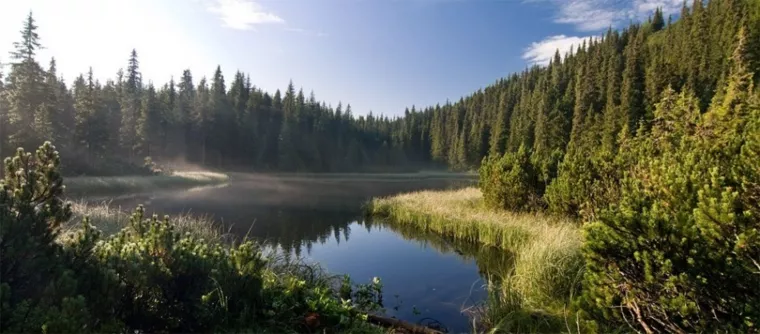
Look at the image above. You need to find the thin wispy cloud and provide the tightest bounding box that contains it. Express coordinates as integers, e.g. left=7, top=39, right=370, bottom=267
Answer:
left=208, top=0, right=284, bottom=30
left=533, top=0, right=685, bottom=32
left=522, top=0, right=684, bottom=65
left=522, top=35, right=594, bottom=66
left=555, top=0, right=622, bottom=31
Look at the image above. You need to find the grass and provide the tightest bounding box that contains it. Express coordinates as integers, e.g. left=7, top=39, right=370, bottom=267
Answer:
left=64, top=171, right=230, bottom=196
left=64, top=200, right=224, bottom=242
left=367, top=187, right=584, bottom=333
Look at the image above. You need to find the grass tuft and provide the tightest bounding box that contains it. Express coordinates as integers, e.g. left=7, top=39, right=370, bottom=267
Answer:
left=64, top=200, right=224, bottom=242
left=367, top=187, right=584, bottom=332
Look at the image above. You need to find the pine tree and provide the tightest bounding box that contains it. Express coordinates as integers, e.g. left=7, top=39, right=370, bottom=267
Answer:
left=177, top=69, right=194, bottom=158
left=0, top=58, right=6, bottom=169
left=209, top=66, right=229, bottom=166
left=136, top=83, right=161, bottom=157
left=194, top=77, right=211, bottom=165
left=43, top=58, right=71, bottom=146
left=4, top=11, right=45, bottom=150
left=73, top=69, right=97, bottom=162
left=278, top=80, right=299, bottom=170
left=651, top=8, right=665, bottom=32
left=120, top=49, right=141, bottom=159
left=619, top=27, right=645, bottom=135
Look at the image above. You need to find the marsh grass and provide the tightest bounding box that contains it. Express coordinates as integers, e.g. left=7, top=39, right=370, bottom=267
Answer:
left=65, top=171, right=229, bottom=196
left=64, top=200, right=224, bottom=242
left=368, top=187, right=584, bottom=332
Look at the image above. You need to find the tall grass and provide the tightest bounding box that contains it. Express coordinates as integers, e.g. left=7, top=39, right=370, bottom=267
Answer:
left=65, top=171, right=229, bottom=196
left=367, top=187, right=584, bottom=332
left=65, top=200, right=224, bottom=242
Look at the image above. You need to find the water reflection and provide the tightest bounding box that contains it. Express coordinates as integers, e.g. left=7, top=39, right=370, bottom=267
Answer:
left=92, top=173, right=505, bottom=332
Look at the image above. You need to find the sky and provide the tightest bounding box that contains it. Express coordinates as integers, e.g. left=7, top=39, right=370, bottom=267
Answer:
left=0, top=0, right=685, bottom=117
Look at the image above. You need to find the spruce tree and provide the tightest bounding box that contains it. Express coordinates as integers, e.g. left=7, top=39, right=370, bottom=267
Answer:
left=0, top=59, right=6, bottom=171
left=619, top=27, right=645, bottom=135
left=120, top=49, right=141, bottom=159
left=5, top=12, right=45, bottom=150
left=651, top=8, right=665, bottom=32
left=136, top=83, right=160, bottom=157
left=177, top=69, right=194, bottom=158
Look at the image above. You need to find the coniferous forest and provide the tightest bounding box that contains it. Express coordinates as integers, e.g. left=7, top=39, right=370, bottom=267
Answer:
left=2, top=0, right=760, bottom=332
left=2, top=0, right=758, bottom=177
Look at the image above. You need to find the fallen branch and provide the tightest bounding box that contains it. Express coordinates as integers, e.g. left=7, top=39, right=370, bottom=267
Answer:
left=367, top=314, right=444, bottom=334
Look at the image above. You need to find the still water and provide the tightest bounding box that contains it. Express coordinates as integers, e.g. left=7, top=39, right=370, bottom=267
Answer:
left=98, top=173, right=509, bottom=333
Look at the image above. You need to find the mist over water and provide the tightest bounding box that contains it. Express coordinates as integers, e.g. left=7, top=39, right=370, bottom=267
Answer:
left=92, top=173, right=506, bottom=332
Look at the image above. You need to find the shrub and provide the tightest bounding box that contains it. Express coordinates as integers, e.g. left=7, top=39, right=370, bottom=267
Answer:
left=0, top=142, right=384, bottom=333
left=578, top=86, right=760, bottom=333
left=479, top=145, right=539, bottom=211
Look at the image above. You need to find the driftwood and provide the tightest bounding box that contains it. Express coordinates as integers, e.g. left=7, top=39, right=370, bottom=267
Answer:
left=367, top=314, right=444, bottom=334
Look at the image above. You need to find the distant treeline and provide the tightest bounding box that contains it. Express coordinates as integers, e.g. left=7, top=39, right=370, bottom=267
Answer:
left=1, top=0, right=759, bottom=176
left=0, top=16, right=434, bottom=175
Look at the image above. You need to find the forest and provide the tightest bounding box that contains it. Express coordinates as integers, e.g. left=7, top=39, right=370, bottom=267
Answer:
left=2, top=0, right=760, bottom=332
left=0, top=18, right=434, bottom=175
left=2, top=1, right=758, bottom=177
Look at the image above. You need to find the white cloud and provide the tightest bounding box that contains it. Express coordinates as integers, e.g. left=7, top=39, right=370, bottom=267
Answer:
left=208, top=0, right=284, bottom=30
left=554, top=0, right=622, bottom=32
left=522, top=35, right=594, bottom=65
left=534, top=0, right=686, bottom=32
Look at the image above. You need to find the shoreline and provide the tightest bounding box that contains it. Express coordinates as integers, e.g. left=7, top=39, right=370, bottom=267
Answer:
left=64, top=171, right=230, bottom=196
left=366, top=187, right=583, bottom=332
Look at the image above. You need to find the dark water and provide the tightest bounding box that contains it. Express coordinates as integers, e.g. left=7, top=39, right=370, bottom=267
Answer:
left=100, top=173, right=509, bottom=333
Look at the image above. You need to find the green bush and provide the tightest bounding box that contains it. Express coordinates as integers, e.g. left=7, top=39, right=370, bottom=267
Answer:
left=478, top=144, right=539, bottom=211
left=578, top=85, right=760, bottom=333
left=0, top=142, right=383, bottom=333
left=544, top=150, right=624, bottom=220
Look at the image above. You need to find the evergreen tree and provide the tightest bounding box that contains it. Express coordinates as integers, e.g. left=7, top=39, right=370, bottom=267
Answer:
left=136, top=83, right=161, bottom=157
left=0, top=58, right=6, bottom=170
left=73, top=69, right=108, bottom=162
left=4, top=12, right=45, bottom=150
left=650, top=8, right=665, bottom=32
left=120, top=49, right=141, bottom=159
left=177, top=69, right=194, bottom=158
left=619, top=27, right=645, bottom=134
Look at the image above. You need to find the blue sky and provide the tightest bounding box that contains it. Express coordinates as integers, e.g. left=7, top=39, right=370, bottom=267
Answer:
left=0, top=0, right=684, bottom=116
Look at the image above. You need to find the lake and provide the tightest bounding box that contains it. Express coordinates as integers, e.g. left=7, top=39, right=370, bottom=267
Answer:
left=95, top=173, right=509, bottom=333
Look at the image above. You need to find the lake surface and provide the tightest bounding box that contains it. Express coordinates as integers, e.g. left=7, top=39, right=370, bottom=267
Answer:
left=96, top=173, right=509, bottom=333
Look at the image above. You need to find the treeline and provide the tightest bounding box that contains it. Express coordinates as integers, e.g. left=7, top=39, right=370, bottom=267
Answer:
left=419, top=0, right=759, bottom=171
left=0, top=14, right=433, bottom=175
left=2, top=1, right=759, bottom=177
left=476, top=1, right=760, bottom=332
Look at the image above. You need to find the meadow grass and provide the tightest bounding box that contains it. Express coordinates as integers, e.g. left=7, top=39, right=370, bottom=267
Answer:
left=367, top=187, right=584, bottom=332
left=65, top=171, right=229, bottom=196
left=65, top=200, right=224, bottom=242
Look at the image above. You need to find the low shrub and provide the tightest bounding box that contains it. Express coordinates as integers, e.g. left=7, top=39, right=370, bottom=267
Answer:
left=479, top=144, right=540, bottom=212
left=578, top=86, right=760, bottom=333
left=0, top=142, right=384, bottom=333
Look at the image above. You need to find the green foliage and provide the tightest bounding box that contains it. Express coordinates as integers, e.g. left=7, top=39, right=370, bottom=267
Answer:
left=578, top=40, right=760, bottom=332
left=1, top=142, right=384, bottom=333
left=479, top=145, right=538, bottom=211
left=3, top=1, right=755, bottom=175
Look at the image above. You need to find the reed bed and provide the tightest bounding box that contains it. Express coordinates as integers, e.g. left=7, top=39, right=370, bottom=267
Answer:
left=65, top=200, right=223, bottom=242
left=65, top=171, right=229, bottom=196
left=368, top=187, right=584, bottom=331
